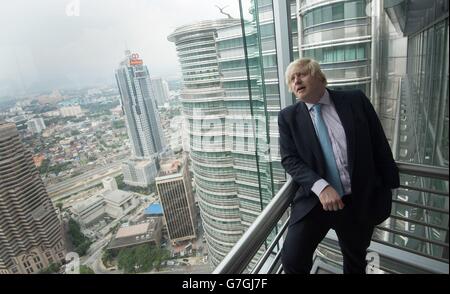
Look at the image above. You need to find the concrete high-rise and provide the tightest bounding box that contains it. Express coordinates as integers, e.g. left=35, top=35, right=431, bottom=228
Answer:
left=121, top=158, right=158, bottom=188
left=0, top=122, right=65, bottom=274
left=156, top=156, right=196, bottom=243
left=150, top=77, right=170, bottom=107
left=27, top=117, right=46, bottom=134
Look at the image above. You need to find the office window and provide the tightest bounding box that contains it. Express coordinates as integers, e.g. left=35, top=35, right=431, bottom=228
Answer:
left=356, top=45, right=365, bottom=59
left=303, top=0, right=366, bottom=28
left=262, top=55, right=277, bottom=67
left=260, top=23, right=274, bottom=38
left=345, top=45, right=356, bottom=60
left=332, top=3, right=344, bottom=21
left=291, top=18, right=298, bottom=33
left=344, top=1, right=358, bottom=19
left=322, top=6, right=332, bottom=23
left=313, top=8, right=322, bottom=25
left=336, top=46, right=345, bottom=62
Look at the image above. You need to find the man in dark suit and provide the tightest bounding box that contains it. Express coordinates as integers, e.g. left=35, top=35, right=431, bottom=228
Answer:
left=279, top=58, right=399, bottom=274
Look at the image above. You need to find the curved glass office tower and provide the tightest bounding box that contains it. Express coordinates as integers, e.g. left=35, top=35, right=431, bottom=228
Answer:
left=298, top=0, right=373, bottom=95
left=168, top=19, right=244, bottom=266
left=168, top=0, right=298, bottom=268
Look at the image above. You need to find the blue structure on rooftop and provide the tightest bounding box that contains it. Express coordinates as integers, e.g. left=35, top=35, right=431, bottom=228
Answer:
left=144, top=203, right=163, bottom=216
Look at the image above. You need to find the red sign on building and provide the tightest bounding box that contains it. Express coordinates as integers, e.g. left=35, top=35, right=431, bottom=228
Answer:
left=130, top=53, right=143, bottom=65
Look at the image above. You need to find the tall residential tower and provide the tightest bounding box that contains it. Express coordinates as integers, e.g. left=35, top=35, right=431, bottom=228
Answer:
left=115, top=51, right=167, bottom=187
left=115, top=51, right=166, bottom=158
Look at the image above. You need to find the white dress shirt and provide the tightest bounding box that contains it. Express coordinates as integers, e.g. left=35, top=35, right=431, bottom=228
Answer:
left=305, top=89, right=352, bottom=197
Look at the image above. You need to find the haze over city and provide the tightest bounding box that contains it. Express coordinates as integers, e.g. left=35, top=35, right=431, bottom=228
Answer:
left=0, top=0, right=240, bottom=97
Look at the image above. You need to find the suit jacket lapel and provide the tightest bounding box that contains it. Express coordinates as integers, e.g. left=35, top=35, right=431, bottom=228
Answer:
left=328, top=89, right=355, bottom=179
left=295, top=101, right=325, bottom=170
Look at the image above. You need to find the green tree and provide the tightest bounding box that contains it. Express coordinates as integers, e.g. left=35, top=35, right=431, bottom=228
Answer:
left=38, top=159, right=50, bottom=174
left=153, top=248, right=170, bottom=271
left=79, top=265, right=95, bottom=274
left=46, top=162, right=72, bottom=176
left=55, top=202, right=63, bottom=211
left=117, top=248, right=135, bottom=273
left=117, top=244, right=171, bottom=273
left=39, top=262, right=61, bottom=274
left=112, top=120, right=125, bottom=129
left=102, top=249, right=116, bottom=267
left=115, top=175, right=125, bottom=190
left=68, top=218, right=91, bottom=256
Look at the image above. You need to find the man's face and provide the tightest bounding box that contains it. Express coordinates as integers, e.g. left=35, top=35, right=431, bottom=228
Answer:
left=290, top=67, right=325, bottom=103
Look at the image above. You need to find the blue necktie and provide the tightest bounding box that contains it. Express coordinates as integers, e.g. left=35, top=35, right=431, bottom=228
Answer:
left=312, top=104, right=344, bottom=196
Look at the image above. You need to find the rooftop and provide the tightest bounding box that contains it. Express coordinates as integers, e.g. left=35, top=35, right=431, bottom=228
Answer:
left=102, top=189, right=133, bottom=204
left=116, top=222, right=150, bottom=238
left=159, top=159, right=181, bottom=175
left=124, top=158, right=155, bottom=168
left=108, top=218, right=162, bottom=250
left=144, top=203, right=163, bottom=215
left=71, top=195, right=103, bottom=213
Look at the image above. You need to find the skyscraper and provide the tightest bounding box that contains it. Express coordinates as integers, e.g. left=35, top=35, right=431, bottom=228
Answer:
left=115, top=51, right=166, bottom=158
left=115, top=51, right=167, bottom=187
left=168, top=19, right=244, bottom=266
left=156, top=156, right=196, bottom=243
left=168, top=3, right=302, bottom=264
left=0, top=122, right=65, bottom=274
left=150, top=77, right=170, bottom=107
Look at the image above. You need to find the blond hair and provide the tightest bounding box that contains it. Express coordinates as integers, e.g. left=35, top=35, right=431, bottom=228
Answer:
left=285, top=58, right=327, bottom=92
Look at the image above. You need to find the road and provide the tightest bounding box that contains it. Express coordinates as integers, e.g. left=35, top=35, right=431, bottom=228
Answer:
left=47, top=162, right=122, bottom=199
left=81, top=233, right=124, bottom=274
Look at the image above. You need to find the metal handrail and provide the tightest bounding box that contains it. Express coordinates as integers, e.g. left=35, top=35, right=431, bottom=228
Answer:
left=384, top=214, right=449, bottom=232
left=374, top=226, right=449, bottom=248
left=391, top=198, right=448, bottom=214
left=398, top=184, right=448, bottom=196
left=212, top=177, right=296, bottom=274
left=396, top=162, right=449, bottom=180
left=213, top=161, right=449, bottom=274
left=250, top=220, right=289, bottom=274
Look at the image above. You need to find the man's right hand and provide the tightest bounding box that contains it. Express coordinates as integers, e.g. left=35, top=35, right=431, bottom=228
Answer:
left=319, top=185, right=344, bottom=211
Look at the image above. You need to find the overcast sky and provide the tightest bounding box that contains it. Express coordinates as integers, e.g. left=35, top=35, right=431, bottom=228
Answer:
left=0, top=0, right=242, bottom=97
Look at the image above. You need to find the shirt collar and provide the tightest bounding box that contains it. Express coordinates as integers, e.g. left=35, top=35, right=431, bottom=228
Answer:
left=305, top=89, right=330, bottom=111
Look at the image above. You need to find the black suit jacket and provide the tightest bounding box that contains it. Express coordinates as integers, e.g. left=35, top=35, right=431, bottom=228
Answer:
left=278, top=89, right=399, bottom=226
